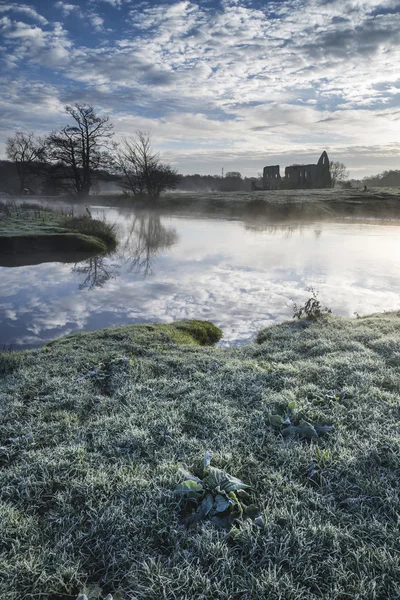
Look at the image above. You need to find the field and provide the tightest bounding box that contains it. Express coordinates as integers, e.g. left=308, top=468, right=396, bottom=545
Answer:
left=88, top=187, right=400, bottom=222
left=0, top=314, right=399, bottom=599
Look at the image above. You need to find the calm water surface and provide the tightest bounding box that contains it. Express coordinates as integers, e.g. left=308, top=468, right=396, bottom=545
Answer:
left=1, top=204, right=400, bottom=348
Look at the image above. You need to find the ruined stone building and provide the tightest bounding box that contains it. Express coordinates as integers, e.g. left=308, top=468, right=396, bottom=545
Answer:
left=263, top=151, right=332, bottom=190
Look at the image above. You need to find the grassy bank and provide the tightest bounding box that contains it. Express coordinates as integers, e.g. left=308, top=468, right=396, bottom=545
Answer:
left=0, top=202, right=117, bottom=260
left=0, top=314, right=399, bottom=599
left=88, top=188, right=400, bottom=221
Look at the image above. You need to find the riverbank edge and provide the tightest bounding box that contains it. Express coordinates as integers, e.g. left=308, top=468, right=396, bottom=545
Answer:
left=53, top=187, right=400, bottom=223
left=0, top=209, right=117, bottom=256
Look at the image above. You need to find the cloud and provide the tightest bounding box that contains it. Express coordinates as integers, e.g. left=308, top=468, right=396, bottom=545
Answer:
left=55, top=2, right=83, bottom=17
left=0, top=0, right=400, bottom=175
left=89, top=13, right=105, bottom=32
left=0, top=3, right=48, bottom=25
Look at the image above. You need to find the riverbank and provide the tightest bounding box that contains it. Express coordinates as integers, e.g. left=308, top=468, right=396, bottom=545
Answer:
left=0, top=202, right=117, bottom=264
left=0, top=313, right=399, bottom=599
left=89, top=187, right=400, bottom=221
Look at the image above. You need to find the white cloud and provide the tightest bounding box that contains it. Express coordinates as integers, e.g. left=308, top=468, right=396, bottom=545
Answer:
left=0, top=3, right=48, bottom=25
left=55, top=2, right=83, bottom=17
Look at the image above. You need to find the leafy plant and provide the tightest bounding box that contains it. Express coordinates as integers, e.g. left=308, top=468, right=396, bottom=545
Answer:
left=291, top=287, right=332, bottom=319
left=267, top=407, right=334, bottom=440
left=174, top=451, right=264, bottom=529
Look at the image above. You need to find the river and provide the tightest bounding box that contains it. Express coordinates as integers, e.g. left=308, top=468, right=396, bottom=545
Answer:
left=1, top=202, right=400, bottom=348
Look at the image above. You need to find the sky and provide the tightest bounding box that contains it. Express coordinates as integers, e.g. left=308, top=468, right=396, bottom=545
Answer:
left=0, top=0, right=400, bottom=177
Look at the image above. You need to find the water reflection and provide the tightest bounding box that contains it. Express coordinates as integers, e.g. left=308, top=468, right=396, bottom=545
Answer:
left=244, top=222, right=304, bottom=238
left=73, top=256, right=119, bottom=290
left=72, top=213, right=178, bottom=289
left=1, top=207, right=400, bottom=349
left=121, top=213, right=178, bottom=277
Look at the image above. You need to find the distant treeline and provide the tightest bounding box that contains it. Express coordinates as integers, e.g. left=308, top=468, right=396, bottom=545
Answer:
left=176, top=173, right=260, bottom=192
left=0, top=159, right=118, bottom=196
left=361, top=170, right=400, bottom=188
left=0, top=160, right=260, bottom=195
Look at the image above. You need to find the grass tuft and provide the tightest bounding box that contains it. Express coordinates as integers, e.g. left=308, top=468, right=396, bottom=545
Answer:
left=62, top=215, right=118, bottom=250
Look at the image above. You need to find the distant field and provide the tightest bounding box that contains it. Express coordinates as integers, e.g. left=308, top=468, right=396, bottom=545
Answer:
left=82, top=187, right=400, bottom=221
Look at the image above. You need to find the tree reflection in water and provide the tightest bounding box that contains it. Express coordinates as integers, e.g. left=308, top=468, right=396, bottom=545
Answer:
left=72, top=212, right=178, bottom=289
left=72, top=255, right=120, bottom=290
left=121, top=212, right=178, bottom=277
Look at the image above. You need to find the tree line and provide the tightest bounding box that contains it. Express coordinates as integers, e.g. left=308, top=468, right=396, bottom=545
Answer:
left=3, top=103, right=359, bottom=198
left=5, top=104, right=181, bottom=199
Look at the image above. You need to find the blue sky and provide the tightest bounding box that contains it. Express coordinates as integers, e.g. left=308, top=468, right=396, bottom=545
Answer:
left=1, top=0, right=400, bottom=177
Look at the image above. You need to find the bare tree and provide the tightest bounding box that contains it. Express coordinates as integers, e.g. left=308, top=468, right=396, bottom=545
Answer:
left=330, top=161, right=350, bottom=188
left=46, top=104, right=114, bottom=198
left=116, top=131, right=181, bottom=198
left=6, top=131, right=45, bottom=194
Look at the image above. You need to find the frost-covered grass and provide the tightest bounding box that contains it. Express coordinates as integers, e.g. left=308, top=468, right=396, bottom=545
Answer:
left=0, top=202, right=117, bottom=255
left=0, top=315, right=399, bottom=600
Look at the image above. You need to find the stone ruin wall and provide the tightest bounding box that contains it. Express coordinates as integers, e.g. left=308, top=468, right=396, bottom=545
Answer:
left=262, top=151, right=332, bottom=190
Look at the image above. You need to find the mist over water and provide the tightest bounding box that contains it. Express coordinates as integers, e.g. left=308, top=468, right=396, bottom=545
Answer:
left=1, top=201, right=400, bottom=349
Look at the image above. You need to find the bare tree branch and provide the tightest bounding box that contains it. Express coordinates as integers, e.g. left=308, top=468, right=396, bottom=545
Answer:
left=46, top=104, right=114, bottom=198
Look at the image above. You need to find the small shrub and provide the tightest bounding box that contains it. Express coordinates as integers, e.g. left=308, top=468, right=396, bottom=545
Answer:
left=174, top=451, right=263, bottom=529
left=267, top=404, right=334, bottom=440
left=291, top=287, right=332, bottom=319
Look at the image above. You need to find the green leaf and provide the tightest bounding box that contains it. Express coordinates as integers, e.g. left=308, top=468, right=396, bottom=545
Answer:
left=236, top=489, right=251, bottom=501
left=174, top=480, right=204, bottom=496
left=209, top=514, right=234, bottom=529
left=228, top=491, right=241, bottom=507
left=314, top=424, right=334, bottom=436
left=243, top=505, right=260, bottom=520
left=282, top=422, right=319, bottom=439
left=198, top=493, right=214, bottom=517
left=268, top=414, right=284, bottom=427
left=179, top=468, right=202, bottom=484
left=214, top=494, right=230, bottom=513
left=220, top=473, right=250, bottom=493
left=204, top=466, right=226, bottom=489
left=281, top=425, right=298, bottom=438
left=204, top=466, right=250, bottom=494
left=298, top=420, right=318, bottom=439
left=254, top=515, right=265, bottom=529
